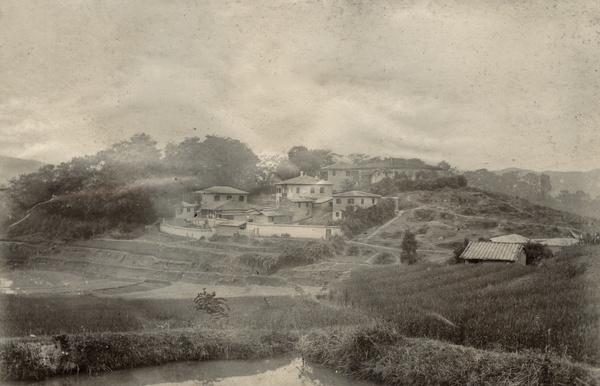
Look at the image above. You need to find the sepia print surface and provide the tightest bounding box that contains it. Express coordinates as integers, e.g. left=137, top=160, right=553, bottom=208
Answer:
left=1, top=1, right=599, bottom=385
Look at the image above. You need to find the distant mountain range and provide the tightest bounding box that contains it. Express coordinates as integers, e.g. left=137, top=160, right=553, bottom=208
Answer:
left=0, top=155, right=44, bottom=186
left=495, top=168, right=600, bottom=199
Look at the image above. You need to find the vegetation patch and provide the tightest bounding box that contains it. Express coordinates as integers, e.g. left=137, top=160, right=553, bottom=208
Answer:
left=298, top=323, right=599, bottom=386
left=333, top=249, right=600, bottom=365
left=0, top=328, right=297, bottom=381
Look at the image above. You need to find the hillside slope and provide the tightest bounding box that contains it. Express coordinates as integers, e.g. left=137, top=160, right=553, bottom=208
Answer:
left=358, top=187, right=592, bottom=262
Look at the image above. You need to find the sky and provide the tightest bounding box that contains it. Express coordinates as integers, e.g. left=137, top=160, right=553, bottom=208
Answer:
left=1, top=0, right=599, bottom=172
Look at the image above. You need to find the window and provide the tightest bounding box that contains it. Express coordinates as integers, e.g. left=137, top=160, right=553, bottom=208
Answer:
left=332, top=171, right=337, bottom=176
left=346, top=171, right=351, bottom=177
left=348, top=199, right=354, bottom=204
left=320, top=187, right=324, bottom=193
left=277, top=187, right=282, bottom=193
left=335, top=212, right=340, bottom=217
left=186, top=208, right=191, bottom=212
left=296, top=187, right=300, bottom=193
left=268, top=216, right=274, bottom=222
left=336, top=198, right=341, bottom=204
left=239, top=196, right=244, bottom=201
left=298, top=203, right=301, bottom=208
left=310, top=187, right=315, bottom=193
left=227, top=196, right=232, bottom=200
left=306, top=202, right=309, bottom=207
left=214, top=195, right=220, bottom=201
left=372, top=198, right=376, bottom=204
left=361, top=199, right=364, bottom=204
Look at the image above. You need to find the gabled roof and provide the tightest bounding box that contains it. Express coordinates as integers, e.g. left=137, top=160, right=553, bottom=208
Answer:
left=333, top=190, right=382, bottom=198
left=321, top=162, right=355, bottom=170
left=200, top=200, right=260, bottom=212
left=460, top=242, right=524, bottom=262
left=276, top=175, right=332, bottom=186
left=194, top=186, right=249, bottom=195
left=260, top=210, right=288, bottom=217
left=490, top=234, right=530, bottom=243
left=357, top=158, right=441, bottom=171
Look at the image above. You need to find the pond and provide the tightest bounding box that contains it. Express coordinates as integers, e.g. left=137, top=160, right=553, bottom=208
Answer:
left=10, top=357, right=376, bottom=385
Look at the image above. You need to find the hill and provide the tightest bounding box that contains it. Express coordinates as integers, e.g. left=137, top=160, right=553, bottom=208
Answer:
left=496, top=167, right=600, bottom=198
left=0, top=155, right=44, bottom=186
left=357, top=187, right=593, bottom=262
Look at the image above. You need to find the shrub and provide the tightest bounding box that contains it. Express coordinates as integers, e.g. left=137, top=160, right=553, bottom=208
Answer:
left=340, top=199, right=396, bottom=237
left=400, top=230, right=419, bottom=264
left=347, top=245, right=360, bottom=256
left=523, top=242, right=554, bottom=265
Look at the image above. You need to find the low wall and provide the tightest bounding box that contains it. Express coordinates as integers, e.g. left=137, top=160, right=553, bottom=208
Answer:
left=246, top=223, right=342, bottom=239
left=159, top=222, right=215, bottom=239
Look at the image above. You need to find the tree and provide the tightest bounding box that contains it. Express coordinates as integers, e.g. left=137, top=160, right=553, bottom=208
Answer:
left=451, top=238, right=469, bottom=264
left=287, top=146, right=336, bottom=176
left=163, top=135, right=260, bottom=190
left=400, top=229, right=419, bottom=264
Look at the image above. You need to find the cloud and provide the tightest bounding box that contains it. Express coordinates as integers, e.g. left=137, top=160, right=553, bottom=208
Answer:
left=0, top=0, right=598, bottom=172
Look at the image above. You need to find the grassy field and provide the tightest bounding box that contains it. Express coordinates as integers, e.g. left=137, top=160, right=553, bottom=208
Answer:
left=332, top=245, right=600, bottom=365
left=0, top=293, right=368, bottom=338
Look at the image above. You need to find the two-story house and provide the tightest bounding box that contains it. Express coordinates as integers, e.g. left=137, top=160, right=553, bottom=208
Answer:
left=332, top=190, right=382, bottom=220
left=194, top=186, right=249, bottom=206
left=321, top=158, right=442, bottom=192
left=275, top=174, right=333, bottom=222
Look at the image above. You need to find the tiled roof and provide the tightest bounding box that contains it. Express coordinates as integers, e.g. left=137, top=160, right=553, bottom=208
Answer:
left=276, top=175, right=332, bottom=185
left=333, top=190, right=382, bottom=198
left=194, top=186, right=249, bottom=195
left=200, top=201, right=260, bottom=211
left=490, top=234, right=530, bottom=243
left=321, top=162, right=355, bottom=170
left=460, top=242, right=524, bottom=262
left=313, top=196, right=333, bottom=204
left=357, top=158, right=441, bottom=171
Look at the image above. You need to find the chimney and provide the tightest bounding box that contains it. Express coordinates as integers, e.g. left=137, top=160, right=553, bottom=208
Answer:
left=300, top=171, right=304, bottom=177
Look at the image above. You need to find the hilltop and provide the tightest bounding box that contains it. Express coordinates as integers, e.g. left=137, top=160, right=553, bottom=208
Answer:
left=356, top=187, right=592, bottom=262
left=0, top=155, right=44, bottom=186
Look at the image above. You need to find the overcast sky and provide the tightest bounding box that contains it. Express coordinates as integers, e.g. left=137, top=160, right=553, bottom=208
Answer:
left=1, top=0, right=599, bottom=172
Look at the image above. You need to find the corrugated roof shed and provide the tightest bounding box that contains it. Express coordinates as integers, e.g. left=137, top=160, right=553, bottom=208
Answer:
left=460, top=242, right=524, bottom=262
left=195, top=186, right=249, bottom=195
left=333, top=190, right=382, bottom=198
left=490, top=234, right=530, bottom=243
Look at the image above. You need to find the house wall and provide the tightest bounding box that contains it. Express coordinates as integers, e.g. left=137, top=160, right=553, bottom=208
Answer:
left=275, top=184, right=333, bottom=202
left=321, top=170, right=358, bottom=192
left=289, top=201, right=313, bottom=222
left=175, top=206, right=196, bottom=219
left=313, top=201, right=333, bottom=216
left=217, top=226, right=244, bottom=237
left=246, top=223, right=342, bottom=239
left=332, top=196, right=380, bottom=219
left=251, top=214, right=293, bottom=224
left=159, top=222, right=215, bottom=239
left=196, top=193, right=248, bottom=206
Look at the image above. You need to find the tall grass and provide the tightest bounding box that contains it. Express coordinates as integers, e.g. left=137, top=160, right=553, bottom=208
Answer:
left=333, top=249, right=600, bottom=364
left=298, top=323, right=599, bottom=386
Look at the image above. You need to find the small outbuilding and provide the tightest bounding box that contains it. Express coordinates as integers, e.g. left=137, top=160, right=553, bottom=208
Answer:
left=460, top=241, right=527, bottom=265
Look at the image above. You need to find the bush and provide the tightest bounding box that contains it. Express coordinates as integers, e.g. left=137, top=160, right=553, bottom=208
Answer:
left=523, top=242, right=554, bottom=265
left=341, top=199, right=396, bottom=237
left=347, top=245, right=360, bottom=256
left=400, top=230, right=419, bottom=264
